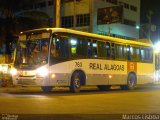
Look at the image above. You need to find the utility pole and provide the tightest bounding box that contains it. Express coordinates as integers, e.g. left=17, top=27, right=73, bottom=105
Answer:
left=89, top=0, right=93, bottom=33
left=53, top=0, right=61, bottom=28
left=146, top=10, right=153, bottom=39
left=73, top=0, right=76, bottom=28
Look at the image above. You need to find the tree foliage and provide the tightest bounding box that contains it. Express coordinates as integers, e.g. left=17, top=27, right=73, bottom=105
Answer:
left=0, top=0, right=51, bottom=58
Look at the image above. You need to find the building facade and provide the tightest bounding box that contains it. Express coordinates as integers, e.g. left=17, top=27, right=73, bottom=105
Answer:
left=21, top=0, right=141, bottom=39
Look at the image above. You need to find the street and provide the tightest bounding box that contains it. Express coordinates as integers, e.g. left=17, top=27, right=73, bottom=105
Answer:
left=0, top=86, right=160, bottom=120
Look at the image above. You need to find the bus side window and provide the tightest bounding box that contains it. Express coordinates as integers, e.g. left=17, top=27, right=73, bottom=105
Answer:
left=106, top=42, right=111, bottom=58
left=127, top=45, right=131, bottom=60
left=141, top=47, right=153, bottom=63
left=97, top=41, right=106, bottom=58
left=51, top=38, right=60, bottom=57
left=87, top=40, right=92, bottom=57
left=76, top=37, right=87, bottom=57
left=92, top=40, right=97, bottom=57
left=60, top=37, right=69, bottom=58
left=111, top=43, right=115, bottom=59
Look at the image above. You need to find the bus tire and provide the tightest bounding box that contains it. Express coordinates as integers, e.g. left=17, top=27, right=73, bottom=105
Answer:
left=41, top=86, right=53, bottom=93
left=97, top=85, right=111, bottom=91
left=70, top=72, right=81, bottom=93
left=121, top=73, right=136, bottom=90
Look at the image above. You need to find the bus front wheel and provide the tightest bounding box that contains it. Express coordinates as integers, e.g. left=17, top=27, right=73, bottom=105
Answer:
left=70, top=72, right=81, bottom=93
left=121, top=73, right=136, bottom=90
left=41, top=86, right=53, bottom=93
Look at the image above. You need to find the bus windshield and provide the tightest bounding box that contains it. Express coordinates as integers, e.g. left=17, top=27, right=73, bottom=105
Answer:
left=15, top=38, right=50, bottom=69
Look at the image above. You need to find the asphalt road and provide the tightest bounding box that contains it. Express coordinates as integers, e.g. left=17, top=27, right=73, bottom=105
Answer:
left=0, top=86, right=160, bottom=120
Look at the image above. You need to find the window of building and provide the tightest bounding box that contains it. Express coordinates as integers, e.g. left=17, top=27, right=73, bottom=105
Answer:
left=130, top=5, right=137, bottom=12
left=48, top=0, right=53, bottom=6
left=124, top=3, right=129, bottom=9
left=106, top=0, right=118, bottom=5
left=61, top=16, right=73, bottom=28
left=35, top=2, right=46, bottom=9
left=76, top=14, right=90, bottom=27
left=123, top=19, right=136, bottom=26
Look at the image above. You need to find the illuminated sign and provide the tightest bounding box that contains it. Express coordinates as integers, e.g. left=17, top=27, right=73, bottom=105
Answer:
left=89, top=63, right=124, bottom=71
left=19, top=32, right=50, bottom=41
left=97, top=6, right=123, bottom=25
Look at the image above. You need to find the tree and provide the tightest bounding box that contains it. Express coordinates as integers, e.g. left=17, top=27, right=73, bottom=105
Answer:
left=0, top=0, right=50, bottom=62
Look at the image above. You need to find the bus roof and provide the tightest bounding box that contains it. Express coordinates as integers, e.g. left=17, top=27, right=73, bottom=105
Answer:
left=21, top=28, right=153, bottom=47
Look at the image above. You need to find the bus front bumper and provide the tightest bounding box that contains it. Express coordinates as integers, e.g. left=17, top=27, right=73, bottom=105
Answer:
left=12, top=76, right=48, bottom=86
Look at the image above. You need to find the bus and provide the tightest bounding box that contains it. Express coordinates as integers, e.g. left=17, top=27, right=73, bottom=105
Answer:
left=11, top=28, right=155, bottom=92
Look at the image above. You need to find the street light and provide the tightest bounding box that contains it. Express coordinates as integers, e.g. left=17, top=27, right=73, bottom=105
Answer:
left=136, top=25, right=140, bottom=29
left=154, top=41, right=160, bottom=52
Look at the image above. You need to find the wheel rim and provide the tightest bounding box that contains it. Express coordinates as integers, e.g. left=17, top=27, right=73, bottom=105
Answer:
left=74, top=75, right=80, bottom=88
left=128, top=76, right=135, bottom=87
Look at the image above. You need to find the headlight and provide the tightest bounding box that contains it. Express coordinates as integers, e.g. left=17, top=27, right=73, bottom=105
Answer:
left=0, top=65, right=2, bottom=71
left=10, top=68, right=17, bottom=75
left=0, top=65, right=8, bottom=73
left=36, top=66, right=49, bottom=77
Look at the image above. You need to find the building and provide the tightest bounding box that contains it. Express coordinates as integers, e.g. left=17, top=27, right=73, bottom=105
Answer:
left=20, top=0, right=141, bottom=39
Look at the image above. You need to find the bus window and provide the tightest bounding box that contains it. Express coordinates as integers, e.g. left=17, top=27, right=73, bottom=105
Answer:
left=51, top=35, right=69, bottom=59
left=141, top=47, right=153, bottom=63
left=115, top=44, right=126, bottom=60
left=51, top=38, right=60, bottom=57
left=97, top=41, right=106, bottom=58
left=111, top=43, right=115, bottom=59
left=59, top=37, right=69, bottom=58
left=76, top=37, right=87, bottom=57
left=70, top=36, right=87, bottom=57
left=148, top=48, right=153, bottom=62
left=70, top=38, right=77, bottom=55
left=140, top=48, right=145, bottom=61
left=87, top=40, right=92, bottom=57
left=127, top=45, right=131, bottom=60
left=134, top=47, right=140, bottom=61
left=127, top=45, right=141, bottom=61
left=92, top=40, right=97, bottom=57
left=87, top=39, right=97, bottom=57
left=106, top=42, right=111, bottom=58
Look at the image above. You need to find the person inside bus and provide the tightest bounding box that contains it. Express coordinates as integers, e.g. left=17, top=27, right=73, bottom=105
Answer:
left=51, top=44, right=59, bottom=57
left=32, top=43, right=49, bottom=64
left=33, top=44, right=39, bottom=53
left=41, top=43, right=49, bottom=62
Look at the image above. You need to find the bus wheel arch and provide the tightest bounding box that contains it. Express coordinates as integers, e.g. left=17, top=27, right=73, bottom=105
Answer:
left=121, top=72, right=137, bottom=90
left=69, top=70, right=86, bottom=93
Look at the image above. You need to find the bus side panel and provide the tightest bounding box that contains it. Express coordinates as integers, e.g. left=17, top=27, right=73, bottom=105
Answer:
left=69, top=59, right=127, bottom=85
left=49, top=62, right=70, bottom=86
left=137, top=63, right=154, bottom=84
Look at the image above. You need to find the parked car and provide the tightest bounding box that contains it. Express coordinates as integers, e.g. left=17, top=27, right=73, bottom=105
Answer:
left=0, top=64, right=13, bottom=87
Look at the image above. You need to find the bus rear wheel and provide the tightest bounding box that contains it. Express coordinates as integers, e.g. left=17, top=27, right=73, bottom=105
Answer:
left=121, top=73, right=136, bottom=90
left=41, top=86, right=53, bottom=93
left=70, top=72, right=81, bottom=93
left=97, top=85, right=111, bottom=91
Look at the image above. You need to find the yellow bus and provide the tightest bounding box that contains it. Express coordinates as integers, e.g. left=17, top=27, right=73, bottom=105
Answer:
left=11, top=28, right=155, bottom=92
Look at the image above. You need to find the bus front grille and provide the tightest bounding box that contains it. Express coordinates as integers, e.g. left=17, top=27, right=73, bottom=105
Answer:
left=17, top=78, right=36, bottom=85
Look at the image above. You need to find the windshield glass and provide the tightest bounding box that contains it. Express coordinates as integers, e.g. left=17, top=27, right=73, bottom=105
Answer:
left=15, top=38, right=50, bottom=69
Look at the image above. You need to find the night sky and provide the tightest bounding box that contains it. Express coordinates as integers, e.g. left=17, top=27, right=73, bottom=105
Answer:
left=141, top=0, right=160, bottom=26
left=141, top=0, right=160, bottom=42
